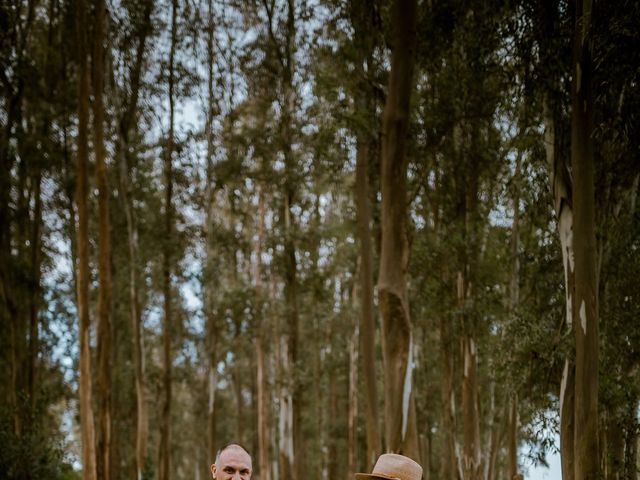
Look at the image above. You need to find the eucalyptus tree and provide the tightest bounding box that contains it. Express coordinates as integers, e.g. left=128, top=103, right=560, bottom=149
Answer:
left=111, top=0, right=155, bottom=476
left=91, top=0, right=113, bottom=477
left=75, top=0, right=98, bottom=477
left=570, top=2, right=599, bottom=478
left=377, top=0, right=420, bottom=461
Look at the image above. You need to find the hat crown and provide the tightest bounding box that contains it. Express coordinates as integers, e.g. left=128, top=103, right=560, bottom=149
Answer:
left=371, top=454, right=422, bottom=480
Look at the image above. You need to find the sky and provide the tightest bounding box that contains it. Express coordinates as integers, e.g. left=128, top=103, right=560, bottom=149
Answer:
left=525, top=435, right=562, bottom=480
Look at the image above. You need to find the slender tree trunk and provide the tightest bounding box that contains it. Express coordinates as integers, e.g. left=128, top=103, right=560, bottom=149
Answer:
left=327, top=367, right=339, bottom=480
left=348, top=316, right=359, bottom=480
left=207, top=328, right=217, bottom=464
left=204, top=0, right=217, bottom=468
left=458, top=125, right=482, bottom=480
left=507, top=396, right=518, bottom=479
left=277, top=305, right=295, bottom=480
left=440, top=311, right=459, bottom=480
left=560, top=361, right=576, bottom=480
left=120, top=152, right=148, bottom=480
left=112, top=1, right=152, bottom=475
left=486, top=403, right=505, bottom=480
left=278, top=2, right=299, bottom=478
left=315, top=278, right=326, bottom=480
left=507, top=153, right=521, bottom=480
left=92, top=0, right=112, bottom=477
left=158, top=1, right=177, bottom=478
left=355, top=136, right=381, bottom=470
left=378, top=0, right=419, bottom=461
left=438, top=146, right=459, bottom=480
left=255, top=188, right=270, bottom=480
left=233, top=326, right=246, bottom=442
left=76, top=0, right=97, bottom=477
left=622, top=395, right=638, bottom=480
left=571, top=2, right=598, bottom=479
left=461, top=334, right=481, bottom=480
left=27, top=169, right=42, bottom=423
left=351, top=2, right=382, bottom=468
left=205, top=204, right=217, bottom=468
left=204, top=190, right=217, bottom=469
left=256, top=337, right=268, bottom=480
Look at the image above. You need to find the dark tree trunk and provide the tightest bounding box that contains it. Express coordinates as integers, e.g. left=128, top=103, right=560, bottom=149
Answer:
left=158, top=1, right=177, bottom=478
left=92, top=0, right=113, bottom=477
left=378, top=0, right=420, bottom=461
left=571, top=2, right=599, bottom=479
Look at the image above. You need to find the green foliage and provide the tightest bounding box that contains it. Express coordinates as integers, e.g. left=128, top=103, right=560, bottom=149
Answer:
left=0, top=408, right=79, bottom=480
left=2, top=0, right=640, bottom=479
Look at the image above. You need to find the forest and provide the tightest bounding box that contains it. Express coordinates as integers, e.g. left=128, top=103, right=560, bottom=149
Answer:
left=1, top=0, right=639, bottom=479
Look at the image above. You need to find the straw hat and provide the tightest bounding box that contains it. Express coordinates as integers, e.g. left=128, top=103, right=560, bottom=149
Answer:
left=355, top=454, right=423, bottom=480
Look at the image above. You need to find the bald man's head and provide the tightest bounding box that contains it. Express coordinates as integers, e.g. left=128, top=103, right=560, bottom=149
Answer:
left=211, top=444, right=252, bottom=480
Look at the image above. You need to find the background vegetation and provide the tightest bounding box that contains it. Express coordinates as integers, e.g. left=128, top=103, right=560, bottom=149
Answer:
left=1, top=0, right=638, bottom=479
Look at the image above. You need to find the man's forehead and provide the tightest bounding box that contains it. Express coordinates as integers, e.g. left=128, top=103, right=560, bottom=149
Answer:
left=219, top=446, right=252, bottom=467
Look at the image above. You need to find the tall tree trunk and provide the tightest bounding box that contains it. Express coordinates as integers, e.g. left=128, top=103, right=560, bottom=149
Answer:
left=351, top=1, right=382, bottom=468
left=348, top=313, right=359, bottom=479
left=233, top=324, right=246, bottom=443
left=278, top=192, right=297, bottom=480
left=121, top=161, right=148, bottom=480
left=327, top=365, right=339, bottom=480
left=485, top=401, right=505, bottom=480
left=159, top=1, right=177, bottom=478
left=461, top=334, right=481, bottom=480
left=204, top=0, right=217, bottom=468
left=255, top=188, right=270, bottom=480
left=277, top=1, right=299, bottom=479
left=378, top=0, right=419, bottom=461
left=507, top=153, right=522, bottom=480
left=439, top=146, right=459, bottom=480
left=355, top=136, right=381, bottom=470
left=507, top=397, right=518, bottom=479
left=76, top=0, right=97, bottom=477
left=113, top=2, right=152, bottom=476
left=27, top=168, right=42, bottom=425
left=440, top=311, right=459, bottom=480
left=622, top=395, right=638, bottom=480
left=277, top=298, right=295, bottom=480
left=207, top=325, right=217, bottom=465
left=457, top=124, right=482, bottom=480
left=92, top=0, right=112, bottom=477
left=256, top=337, right=268, bottom=480
left=571, top=2, right=598, bottom=479
left=545, top=99, right=575, bottom=480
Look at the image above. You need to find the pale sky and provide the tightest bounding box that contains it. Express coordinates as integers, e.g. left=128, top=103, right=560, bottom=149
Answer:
left=525, top=436, right=562, bottom=480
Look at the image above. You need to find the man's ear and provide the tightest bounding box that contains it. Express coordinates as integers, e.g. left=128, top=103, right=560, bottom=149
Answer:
left=211, top=464, right=216, bottom=479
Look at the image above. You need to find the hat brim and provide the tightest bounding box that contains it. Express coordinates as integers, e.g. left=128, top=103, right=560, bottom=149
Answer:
left=355, top=474, right=400, bottom=480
